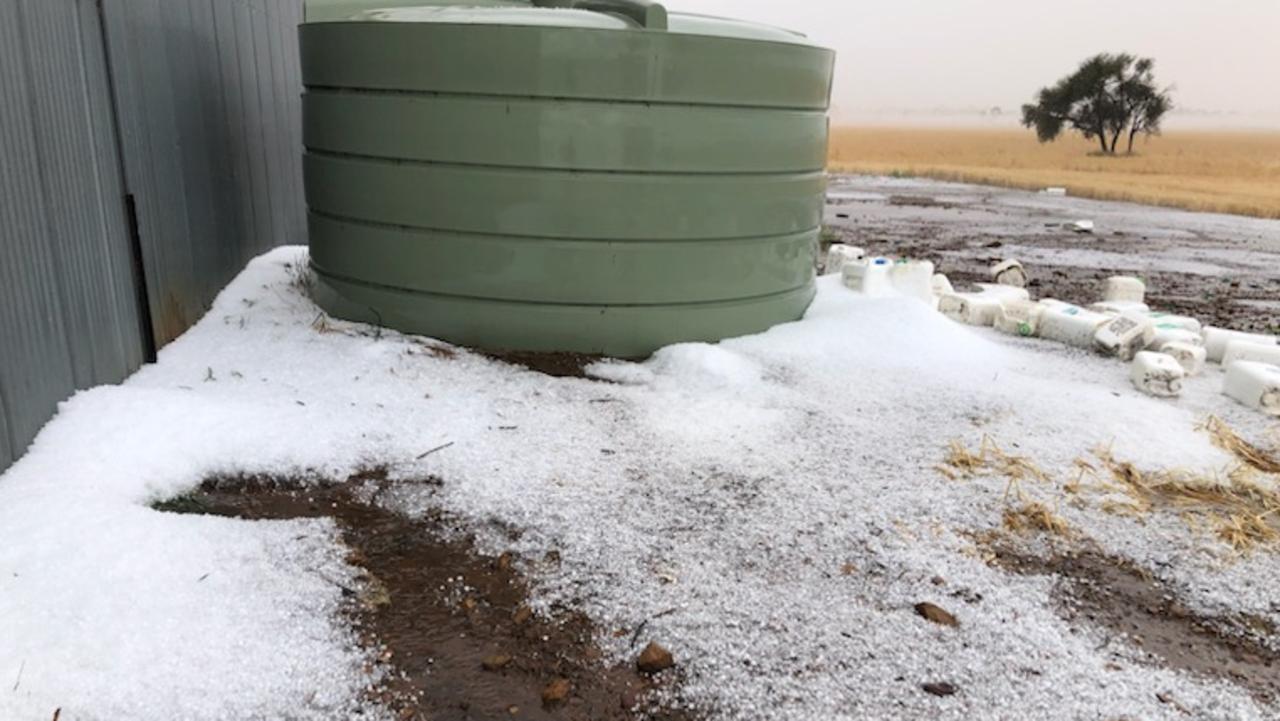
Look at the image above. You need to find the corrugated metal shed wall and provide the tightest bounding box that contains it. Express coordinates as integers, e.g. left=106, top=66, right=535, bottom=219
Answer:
left=102, top=0, right=306, bottom=346
left=0, top=0, right=147, bottom=470
left=0, top=0, right=305, bottom=472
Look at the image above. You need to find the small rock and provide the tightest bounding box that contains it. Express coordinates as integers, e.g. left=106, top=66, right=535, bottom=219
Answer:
left=542, top=678, right=572, bottom=707
left=636, top=642, right=676, bottom=674
left=620, top=683, right=648, bottom=710
left=495, top=552, right=514, bottom=571
left=481, top=654, right=512, bottom=671
left=914, top=602, right=959, bottom=627
left=922, top=681, right=958, bottom=697
left=930, top=575, right=946, bottom=586
left=513, top=606, right=533, bottom=625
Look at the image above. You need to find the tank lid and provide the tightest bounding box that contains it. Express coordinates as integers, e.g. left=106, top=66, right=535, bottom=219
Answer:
left=305, top=0, right=816, bottom=46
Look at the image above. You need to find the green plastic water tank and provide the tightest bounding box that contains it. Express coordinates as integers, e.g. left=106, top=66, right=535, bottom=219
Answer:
left=300, top=0, right=834, bottom=357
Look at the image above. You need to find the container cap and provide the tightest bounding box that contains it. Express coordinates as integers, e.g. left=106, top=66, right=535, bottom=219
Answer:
left=305, top=0, right=815, bottom=46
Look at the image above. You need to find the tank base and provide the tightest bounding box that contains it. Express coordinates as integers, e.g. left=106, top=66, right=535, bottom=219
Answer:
left=311, top=268, right=816, bottom=358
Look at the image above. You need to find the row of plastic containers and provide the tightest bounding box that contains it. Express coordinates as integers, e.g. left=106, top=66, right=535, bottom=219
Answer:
left=825, top=244, right=1280, bottom=416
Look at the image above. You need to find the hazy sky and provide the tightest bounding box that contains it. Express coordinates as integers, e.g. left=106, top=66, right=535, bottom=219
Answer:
left=678, top=0, right=1280, bottom=126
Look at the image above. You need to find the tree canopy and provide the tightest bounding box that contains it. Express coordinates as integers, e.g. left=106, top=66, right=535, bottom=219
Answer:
left=1021, top=53, right=1173, bottom=155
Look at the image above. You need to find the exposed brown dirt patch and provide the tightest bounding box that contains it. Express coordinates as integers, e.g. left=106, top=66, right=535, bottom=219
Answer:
left=990, top=545, right=1280, bottom=706
left=154, top=473, right=694, bottom=721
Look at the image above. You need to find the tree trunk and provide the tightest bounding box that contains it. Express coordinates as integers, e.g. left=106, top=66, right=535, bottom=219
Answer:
left=1109, top=126, right=1123, bottom=154
left=1097, top=132, right=1109, bottom=154
left=1127, top=126, right=1139, bottom=154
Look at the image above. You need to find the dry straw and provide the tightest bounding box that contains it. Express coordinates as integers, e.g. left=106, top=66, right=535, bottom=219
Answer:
left=940, top=417, right=1280, bottom=553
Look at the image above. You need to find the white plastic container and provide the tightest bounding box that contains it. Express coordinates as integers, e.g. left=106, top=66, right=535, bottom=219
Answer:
left=1130, top=351, right=1185, bottom=397
left=1223, top=361, right=1280, bottom=416
left=1160, top=341, right=1207, bottom=376
left=974, top=283, right=1030, bottom=303
left=842, top=257, right=894, bottom=296
left=889, top=260, right=936, bottom=304
left=1090, top=300, right=1149, bottom=315
left=994, top=299, right=1044, bottom=337
left=1103, top=276, right=1145, bottom=303
left=938, top=293, right=1001, bottom=326
left=824, top=244, right=865, bottom=276
left=1071, top=219, right=1095, bottom=233
left=1043, top=187, right=1067, bottom=196
left=1147, top=312, right=1202, bottom=334
left=990, top=259, right=1027, bottom=288
left=1222, top=339, right=1280, bottom=368
left=1148, top=324, right=1202, bottom=350
left=1095, top=312, right=1156, bottom=360
left=1202, top=327, right=1278, bottom=364
left=939, top=284, right=1031, bottom=326
left=1038, top=305, right=1111, bottom=349
left=931, top=273, right=954, bottom=297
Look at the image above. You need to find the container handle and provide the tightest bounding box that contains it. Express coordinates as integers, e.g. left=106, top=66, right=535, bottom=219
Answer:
left=533, top=0, right=668, bottom=30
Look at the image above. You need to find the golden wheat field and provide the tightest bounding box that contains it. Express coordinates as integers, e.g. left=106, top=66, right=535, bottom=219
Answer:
left=828, top=126, right=1280, bottom=219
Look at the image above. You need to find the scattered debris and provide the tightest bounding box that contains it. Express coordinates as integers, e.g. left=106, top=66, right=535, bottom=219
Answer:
left=1042, top=187, right=1067, bottom=196
left=913, top=602, right=959, bottom=627
left=1070, top=219, right=1094, bottom=233
left=415, top=441, right=454, bottom=460
left=921, top=681, right=959, bottom=697
left=1201, top=415, right=1280, bottom=474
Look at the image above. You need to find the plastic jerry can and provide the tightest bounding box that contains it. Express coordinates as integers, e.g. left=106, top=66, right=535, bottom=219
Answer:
left=1202, top=327, right=1277, bottom=363
left=1146, top=312, right=1202, bottom=334
left=888, top=260, right=936, bottom=304
left=990, top=259, right=1027, bottom=288
left=1090, top=300, right=1150, bottom=315
left=1103, top=276, right=1145, bottom=303
left=1148, top=324, right=1202, bottom=350
left=1222, top=339, right=1280, bottom=368
left=939, top=284, right=1029, bottom=326
left=994, top=299, right=1044, bottom=337
left=1095, top=312, right=1156, bottom=360
left=1160, top=341, right=1207, bottom=376
left=1223, top=361, right=1280, bottom=416
left=824, top=244, right=865, bottom=276
left=842, top=257, right=893, bottom=296
left=931, top=274, right=954, bottom=297
left=1038, top=304, right=1111, bottom=348
left=1131, top=351, right=1184, bottom=397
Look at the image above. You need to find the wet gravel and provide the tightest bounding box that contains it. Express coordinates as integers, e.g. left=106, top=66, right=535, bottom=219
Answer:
left=824, top=175, right=1280, bottom=333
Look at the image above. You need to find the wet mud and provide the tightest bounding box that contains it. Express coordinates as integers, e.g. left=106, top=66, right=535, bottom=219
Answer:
left=155, top=473, right=694, bottom=721
left=991, top=546, right=1280, bottom=707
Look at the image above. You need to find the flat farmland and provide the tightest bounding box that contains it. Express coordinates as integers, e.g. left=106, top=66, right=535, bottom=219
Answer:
left=828, top=126, right=1280, bottom=219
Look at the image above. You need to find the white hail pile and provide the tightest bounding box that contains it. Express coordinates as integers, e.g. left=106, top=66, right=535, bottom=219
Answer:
left=0, top=248, right=1276, bottom=721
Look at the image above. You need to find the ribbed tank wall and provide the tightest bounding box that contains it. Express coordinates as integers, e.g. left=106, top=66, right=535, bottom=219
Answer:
left=300, top=14, right=834, bottom=357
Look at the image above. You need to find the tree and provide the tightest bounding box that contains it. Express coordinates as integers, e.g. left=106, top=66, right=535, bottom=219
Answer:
left=1021, top=54, right=1172, bottom=155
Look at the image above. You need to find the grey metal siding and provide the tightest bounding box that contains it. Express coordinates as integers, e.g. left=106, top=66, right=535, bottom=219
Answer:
left=0, top=0, right=306, bottom=472
left=0, top=0, right=145, bottom=469
left=102, top=0, right=306, bottom=346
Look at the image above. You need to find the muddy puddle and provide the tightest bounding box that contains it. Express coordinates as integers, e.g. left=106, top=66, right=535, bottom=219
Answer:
left=154, top=473, right=693, bottom=721
left=990, top=546, right=1280, bottom=707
